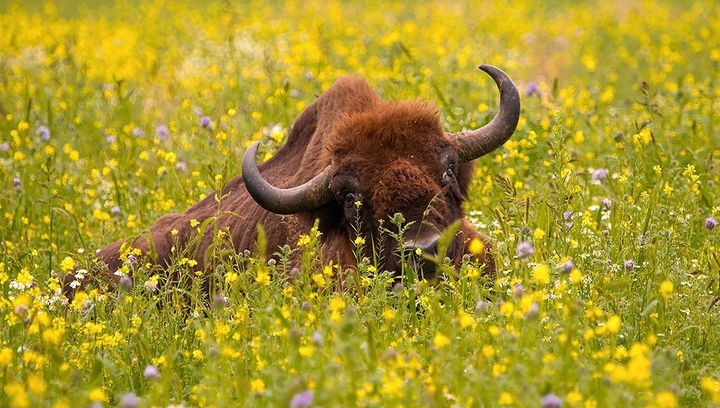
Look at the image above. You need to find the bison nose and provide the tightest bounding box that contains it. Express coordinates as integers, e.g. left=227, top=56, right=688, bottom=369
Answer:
left=403, top=234, right=441, bottom=256
left=403, top=234, right=441, bottom=280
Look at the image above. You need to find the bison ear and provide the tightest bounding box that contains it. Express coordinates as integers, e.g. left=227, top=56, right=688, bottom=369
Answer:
left=457, top=160, right=475, bottom=198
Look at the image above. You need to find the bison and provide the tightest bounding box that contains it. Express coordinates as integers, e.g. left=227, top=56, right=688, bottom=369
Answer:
left=69, top=65, right=519, bottom=293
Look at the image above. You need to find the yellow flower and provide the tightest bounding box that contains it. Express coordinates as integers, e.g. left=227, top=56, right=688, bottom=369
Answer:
left=255, top=269, right=270, bottom=286
left=609, top=343, right=651, bottom=387
left=88, top=388, right=108, bottom=402
left=42, top=327, right=65, bottom=345
left=468, top=238, right=485, bottom=255
left=297, top=235, right=311, bottom=246
left=354, top=236, right=365, bottom=246
left=532, top=263, right=551, bottom=285
left=433, top=332, right=450, bottom=349
left=329, top=296, right=346, bottom=324
left=659, top=280, right=673, bottom=299
left=250, top=378, right=266, bottom=393
left=701, top=377, right=720, bottom=402
left=27, top=375, right=46, bottom=396
left=498, top=392, right=514, bottom=405
left=499, top=302, right=515, bottom=317
left=70, top=291, right=91, bottom=311
left=569, top=269, right=583, bottom=284
left=4, top=382, right=29, bottom=408
left=60, top=256, right=75, bottom=272
left=606, top=315, right=622, bottom=334
left=566, top=391, right=583, bottom=405
left=654, top=391, right=677, bottom=408
left=312, top=273, right=326, bottom=288
left=380, top=372, right=403, bottom=396
left=329, top=296, right=346, bottom=312
left=458, top=310, right=476, bottom=328
left=299, top=344, right=315, bottom=357
left=0, top=347, right=13, bottom=367
left=382, top=307, right=396, bottom=320
left=533, top=228, right=545, bottom=240
left=466, top=265, right=479, bottom=279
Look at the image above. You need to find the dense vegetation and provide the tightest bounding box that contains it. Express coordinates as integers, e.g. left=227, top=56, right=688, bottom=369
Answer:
left=1, top=1, right=719, bottom=406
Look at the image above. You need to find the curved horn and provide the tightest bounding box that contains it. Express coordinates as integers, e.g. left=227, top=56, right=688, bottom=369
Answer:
left=452, top=65, right=521, bottom=162
left=242, top=142, right=334, bottom=214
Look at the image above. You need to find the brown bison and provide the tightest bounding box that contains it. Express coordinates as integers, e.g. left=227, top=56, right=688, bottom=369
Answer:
left=72, top=65, right=519, bottom=292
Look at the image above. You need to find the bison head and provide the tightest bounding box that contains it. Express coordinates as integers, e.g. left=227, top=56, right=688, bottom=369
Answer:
left=242, top=65, right=519, bottom=276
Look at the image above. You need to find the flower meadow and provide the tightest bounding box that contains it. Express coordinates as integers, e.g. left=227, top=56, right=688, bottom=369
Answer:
left=1, top=0, right=720, bottom=406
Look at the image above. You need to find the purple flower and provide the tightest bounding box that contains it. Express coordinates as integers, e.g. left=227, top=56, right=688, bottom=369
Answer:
left=475, top=300, right=488, bottom=311
left=563, top=210, right=573, bottom=220
left=706, top=216, right=718, bottom=230
left=106, top=134, right=116, bottom=144
left=143, top=364, right=160, bottom=380
left=119, top=392, right=139, bottom=408
left=14, top=303, right=28, bottom=318
left=562, top=260, right=573, bottom=273
left=591, top=168, right=609, bottom=182
left=516, top=241, right=535, bottom=259
left=212, top=293, right=227, bottom=309
left=125, top=255, right=137, bottom=269
left=144, top=278, right=158, bottom=292
left=132, top=127, right=144, bottom=137
left=175, top=161, right=188, bottom=172
left=312, top=331, right=323, bottom=346
left=36, top=125, right=50, bottom=141
left=13, top=176, right=21, bottom=188
left=119, top=276, right=133, bottom=292
left=392, top=282, right=403, bottom=294
left=525, top=302, right=539, bottom=318
left=602, top=198, right=612, bottom=209
left=290, top=391, right=313, bottom=408
left=0, top=141, right=8, bottom=152
left=513, top=282, right=524, bottom=297
left=111, top=205, right=121, bottom=216
left=200, top=116, right=211, bottom=128
left=155, top=125, right=170, bottom=141
left=624, top=259, right=635, bottom=271
left=524, top=82, right=540, bottom=97
left=542, top=393, right=563, bottom=408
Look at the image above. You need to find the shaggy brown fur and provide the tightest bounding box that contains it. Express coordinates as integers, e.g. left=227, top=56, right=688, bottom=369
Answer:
left=72, top=75, right=494, bottom=293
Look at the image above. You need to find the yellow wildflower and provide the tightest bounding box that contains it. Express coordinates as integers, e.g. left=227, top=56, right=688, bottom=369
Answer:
left=468, top=238, right=485, bottom=255
left=701, top=377, right=720, bottom=402
left=659, top=280, right=673, bottom=299
left=250, top=378, right=266, bottom=393
left=532, top=263, right=551, bottom=285
left=498, top=392, right=514, bottom=405
left=433, top=332, right=450, bottom=349
left=654, top=391, right=677, bottom=408
left=255, top=269, right=270, bottom=286
left=88, top=388, right=108, bottom=402
left=606, top=315, right=622, bottom=334
left=60, top=256, right=75, bottom=272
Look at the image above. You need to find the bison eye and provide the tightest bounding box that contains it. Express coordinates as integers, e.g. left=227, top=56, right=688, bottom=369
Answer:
left=344, top=192, right=360, bottom=208
left=441, top=167, right=456, bottom=186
